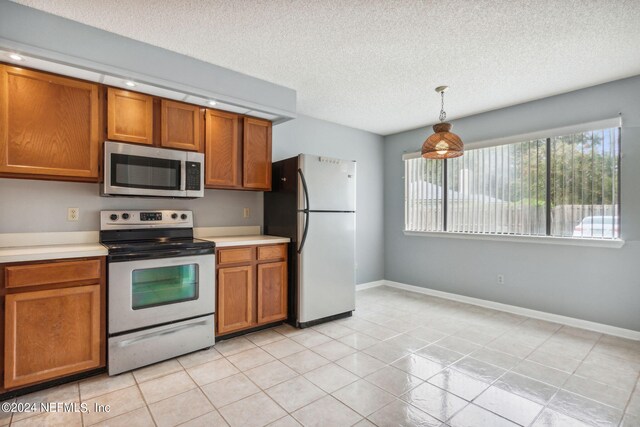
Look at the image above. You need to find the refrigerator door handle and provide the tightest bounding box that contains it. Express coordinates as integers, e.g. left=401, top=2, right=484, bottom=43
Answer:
left=298, top=210, right=309, bottom=254
left=297, top=168, right=310, bottom=253
left=298, top=168, right=310, bottom=211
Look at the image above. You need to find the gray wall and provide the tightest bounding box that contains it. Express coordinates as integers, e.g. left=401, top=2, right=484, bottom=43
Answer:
left=0, top=179, right=263, bottom=233
left=384, top=75, right=640, bottom=331
left=273, top=115, right=385, bottom=285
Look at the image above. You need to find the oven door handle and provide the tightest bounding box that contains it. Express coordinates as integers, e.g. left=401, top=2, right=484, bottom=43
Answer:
left=108, top=248, right=214, bottom=262
left=116, top=319, right=210, bottom=348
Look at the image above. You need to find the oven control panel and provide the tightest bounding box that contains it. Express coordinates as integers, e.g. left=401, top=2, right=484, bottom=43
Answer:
left=140, top=212, right=162, bottom=221
left=100, top=210, right=193, bottom=230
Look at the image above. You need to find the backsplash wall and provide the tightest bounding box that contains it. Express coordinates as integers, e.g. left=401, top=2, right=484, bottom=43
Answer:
left=0, top=178, right=263, bottom=233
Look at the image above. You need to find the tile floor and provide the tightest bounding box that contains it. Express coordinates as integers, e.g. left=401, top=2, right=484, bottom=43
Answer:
left=1, top=285, right=639, bottom=427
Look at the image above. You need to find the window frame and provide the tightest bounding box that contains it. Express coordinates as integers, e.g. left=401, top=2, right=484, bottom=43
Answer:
left=403, top=121, right=624, bottom=248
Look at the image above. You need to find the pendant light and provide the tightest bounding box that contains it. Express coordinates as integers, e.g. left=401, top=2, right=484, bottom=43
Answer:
left=421, top=86, right=463, bottom=159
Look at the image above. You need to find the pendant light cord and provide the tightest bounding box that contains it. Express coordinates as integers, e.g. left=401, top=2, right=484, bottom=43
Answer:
left=439, top=90, right=447, bottom=122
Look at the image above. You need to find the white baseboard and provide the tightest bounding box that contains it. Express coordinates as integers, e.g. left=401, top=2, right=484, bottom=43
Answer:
left=360, top=280, right=640, bottom=341
left=356, top=280, right=386, bottom=291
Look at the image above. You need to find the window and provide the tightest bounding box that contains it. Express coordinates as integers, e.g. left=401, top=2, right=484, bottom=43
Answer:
left=404, top=126, right=621, bottom=240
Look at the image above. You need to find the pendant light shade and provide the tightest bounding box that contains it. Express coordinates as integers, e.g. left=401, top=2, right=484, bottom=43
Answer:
left=421, top=122, right=463, bottom=159
left=421, top=86, right=463, bottom=159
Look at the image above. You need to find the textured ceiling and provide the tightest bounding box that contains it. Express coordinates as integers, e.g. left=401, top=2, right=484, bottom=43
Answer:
left=11, top=0, right=640, bottom=135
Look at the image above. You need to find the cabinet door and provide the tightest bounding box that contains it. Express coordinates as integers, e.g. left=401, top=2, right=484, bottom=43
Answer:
left=205, top=109, right=241, bottom=188
left=107, top=88, right=154, bottom=145
left=243, top=117, right=272, bottom=190
left=0, top=65, right=100, bottom=180
left=257, top=261, right=287, bottom=325
left=4, top=285, right=101, bottom=389
left=160, top=100, right=202, bottom=152
left=216, top=265, right=254, bottom=335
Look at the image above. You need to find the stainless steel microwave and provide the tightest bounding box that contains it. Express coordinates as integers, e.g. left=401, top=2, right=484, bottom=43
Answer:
left=103, top=141, right=204, bottom=198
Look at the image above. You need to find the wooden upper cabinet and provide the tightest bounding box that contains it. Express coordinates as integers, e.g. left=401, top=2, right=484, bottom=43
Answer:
left=107, top=88, right=153, bottom=145
left=243, top=117, right=272, bottom=190
left=160, top=100, right=202, bottom=152
left=205, top=109, right=241, bottom=188
left=0, top=65, right=100, bottom=180
left=4, top=285, right=102, bottom=389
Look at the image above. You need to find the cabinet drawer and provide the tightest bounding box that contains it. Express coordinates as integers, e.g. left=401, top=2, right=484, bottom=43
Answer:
left=218, top=247, right=254, bottom=265
left=5, top=259, right=102, bottom=289
left=257, top=244, right=286, bottom=262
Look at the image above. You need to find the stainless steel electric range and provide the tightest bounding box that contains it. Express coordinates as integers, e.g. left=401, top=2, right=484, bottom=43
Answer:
left=100, top=210, right=215, bottom=375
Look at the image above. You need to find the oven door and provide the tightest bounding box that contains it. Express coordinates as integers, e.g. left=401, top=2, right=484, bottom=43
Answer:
left=108, top=253, right=215, bottom=334
left=104, top=140, right=187, bottom=198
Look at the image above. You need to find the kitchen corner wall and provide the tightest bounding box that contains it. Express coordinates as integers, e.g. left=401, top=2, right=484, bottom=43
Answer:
left=272, top=114, right=385, bottom=285
left=0, top=179, right=263, bottom=232
left=384, top=75, right=640, bottom=331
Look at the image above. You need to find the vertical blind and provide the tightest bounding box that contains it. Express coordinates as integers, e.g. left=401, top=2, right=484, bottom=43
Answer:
left=404, top=127, right=621, bottom=240
left=405, top=155, right=444, bottom=232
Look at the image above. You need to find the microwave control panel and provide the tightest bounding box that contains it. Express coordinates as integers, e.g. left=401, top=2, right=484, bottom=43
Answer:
left=186, top=162, right=201, bottom=191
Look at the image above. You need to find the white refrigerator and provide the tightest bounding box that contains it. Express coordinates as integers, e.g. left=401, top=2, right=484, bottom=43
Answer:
left=264, top=154, right=356, bottom=327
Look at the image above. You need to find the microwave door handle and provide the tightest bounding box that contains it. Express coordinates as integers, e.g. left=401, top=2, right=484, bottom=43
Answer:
left=180, top=159, right=187, bottom=192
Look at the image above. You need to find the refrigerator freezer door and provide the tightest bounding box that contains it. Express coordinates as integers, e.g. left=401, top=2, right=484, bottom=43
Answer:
left=298, top=155, right=356, bottom=212
left=298, top=211, right=356, bottom=323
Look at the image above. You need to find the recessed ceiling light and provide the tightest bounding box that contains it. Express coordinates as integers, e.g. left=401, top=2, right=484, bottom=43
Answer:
left=124, top=81, right=136, bottom=87
left=9, top=53, right=23, bottom=61
left=208, top=100, right=217, bottom=106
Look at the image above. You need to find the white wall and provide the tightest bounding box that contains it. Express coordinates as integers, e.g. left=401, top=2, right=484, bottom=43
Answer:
left=273, top=115, right=385, bottom=284
left=384, top=75, right=640, bottom=331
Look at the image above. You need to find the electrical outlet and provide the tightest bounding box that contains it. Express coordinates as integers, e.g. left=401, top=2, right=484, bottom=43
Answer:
left=497, top=274, right=505, bottom=285
left=67, top=207, right=79, bottom=221
left=243, top=207, right=250, bottom=218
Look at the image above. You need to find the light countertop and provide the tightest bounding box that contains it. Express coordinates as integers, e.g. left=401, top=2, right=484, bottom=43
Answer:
left=201, top=235, right=290, bottom=248
left=0, top=228, right=289, bottom=263
left=0, top=243, right=108, bottom=264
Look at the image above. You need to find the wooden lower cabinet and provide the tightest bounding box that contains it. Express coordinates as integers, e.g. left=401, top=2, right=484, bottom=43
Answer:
left=257, top=262, right=287, bottom=324
left=4, top=285, right=101, bottom=389
left=216, top=244, right=287, bottom=337
left=217, top=266, right=254, bottom=335
left=1, top=257, right=106, bottom=391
